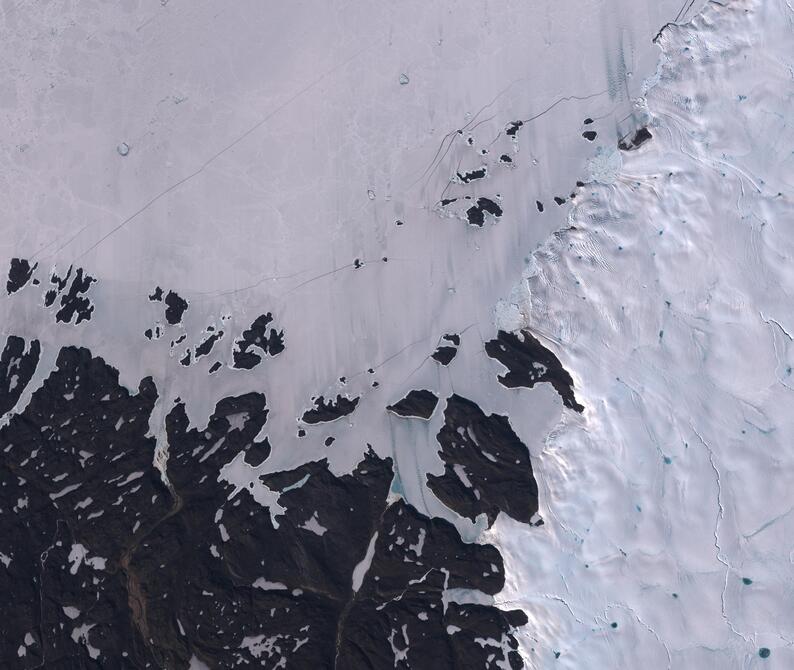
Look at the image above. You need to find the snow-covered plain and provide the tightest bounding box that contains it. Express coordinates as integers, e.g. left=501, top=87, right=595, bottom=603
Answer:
left=489, top=0, right=794, bottom=666
left=3, top=0, right=793, bottom=667
left=0, top=0, right=704, bottom=489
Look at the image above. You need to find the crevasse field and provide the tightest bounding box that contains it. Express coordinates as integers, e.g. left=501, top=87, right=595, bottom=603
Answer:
left=0, top=0, right=791, bottom=668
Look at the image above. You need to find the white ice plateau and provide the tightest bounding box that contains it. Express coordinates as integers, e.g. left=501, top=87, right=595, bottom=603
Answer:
left=489, top=1, right=794, bottom=667
left=1, top=0, right=792, bottom=667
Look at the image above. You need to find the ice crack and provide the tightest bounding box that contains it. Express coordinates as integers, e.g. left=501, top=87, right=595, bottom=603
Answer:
left=608, top=602, right=672, bottom=670
left=691, top=426, right=749, bottom=643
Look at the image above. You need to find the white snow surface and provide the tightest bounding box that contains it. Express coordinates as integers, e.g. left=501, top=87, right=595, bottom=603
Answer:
left=488, top=1, right=794, bottom=667
left=4, top=0, right=792, bottom=667
left=352, top=531, right=379, bottom=594
left=0, top=0, right=703, bottom=502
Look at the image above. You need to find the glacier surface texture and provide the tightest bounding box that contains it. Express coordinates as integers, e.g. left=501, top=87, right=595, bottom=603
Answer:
left=1, top=0, right=792, bottom=668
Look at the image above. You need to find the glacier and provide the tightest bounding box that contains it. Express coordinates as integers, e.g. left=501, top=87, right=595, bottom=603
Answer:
left=2, top=0, right=791, bottom=667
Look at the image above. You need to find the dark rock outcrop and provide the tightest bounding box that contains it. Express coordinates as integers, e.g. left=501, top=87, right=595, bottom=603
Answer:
left=618, top=126, right=652, bottom=151
left=431, top=334, right=460, bottom=366
left=164, top=290, right=189, bottom=325
left=0, top=335, right=40, bottom=414
left=427, top=394, right=538, bottom=526
left=387, top=389, right=439, bottom=420
left=0, top=348, right=528, bottom=668
left=485, top=329, right=584, bottom=412
left=6, top=258, right=37, bottom=294
left=301, top=394, right=360, bottom=424
left=232, top=313, right=285, bottom=370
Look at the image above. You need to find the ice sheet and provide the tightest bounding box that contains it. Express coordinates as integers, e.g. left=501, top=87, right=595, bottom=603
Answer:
left=0, top=0, right=704, bottom=486
left=488, top=1, right=794, bottom=666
